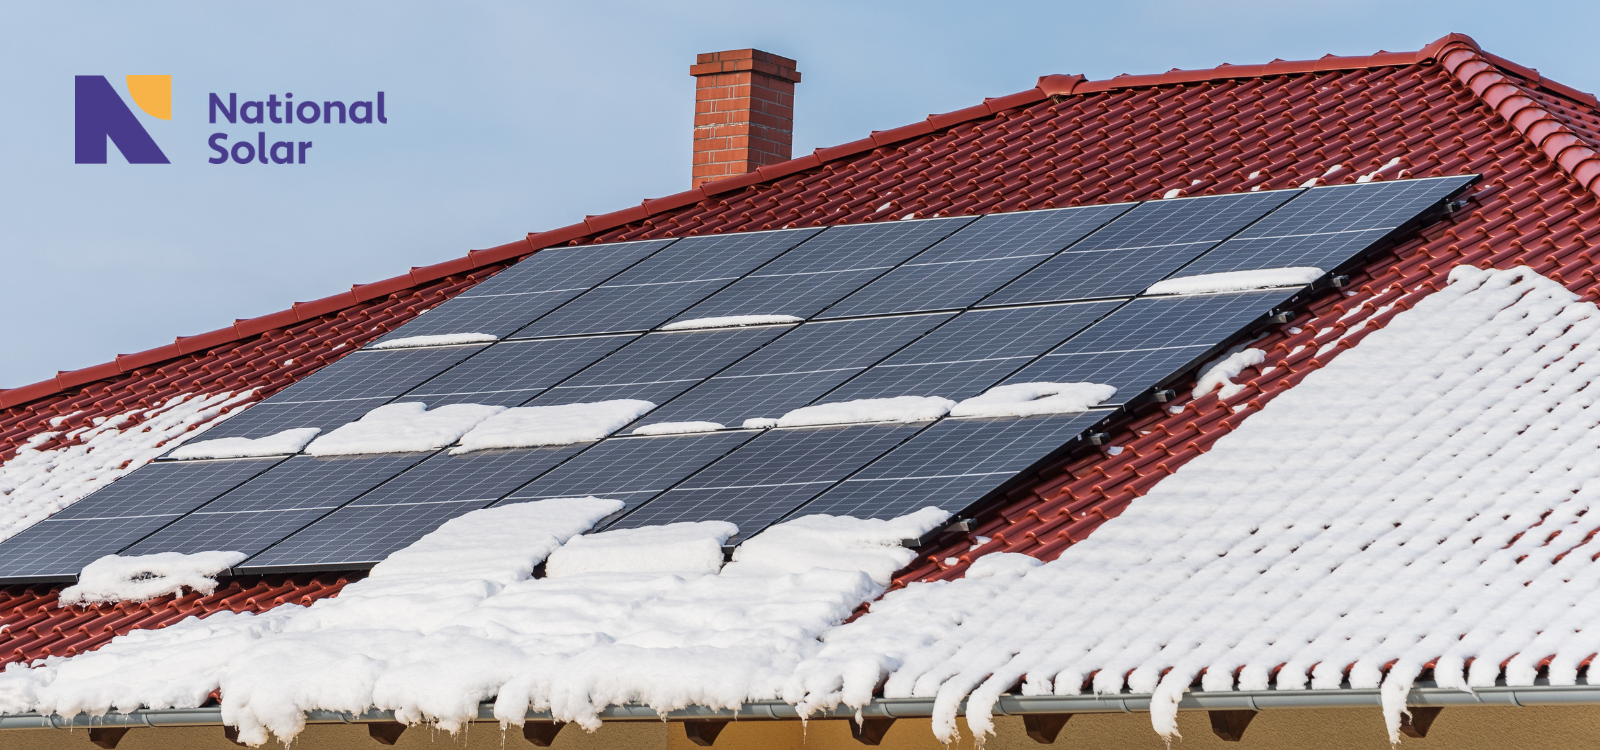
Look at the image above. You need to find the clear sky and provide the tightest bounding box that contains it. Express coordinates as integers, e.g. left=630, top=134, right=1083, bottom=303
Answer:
left=1, top=1, right=1595, bottom=388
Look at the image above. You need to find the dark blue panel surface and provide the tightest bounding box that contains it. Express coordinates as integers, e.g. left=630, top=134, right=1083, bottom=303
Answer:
left=502, top=430, right=758, bottom=515
left=530, top=325, right=791, bottom=407
left=820, top=204, right=1134, bottom=317
left=398, top=335, right=636, bottom=407
left=240, top=501, right=486, bottom=571
left=355, top=445, right=591, bottom=506
left=796, top=412, right=1106, bottom=520
left=667, top=217, right=975, bottom=322
left=981, top=191, right=1297, bottom=305
left=825, top=301, right=1119, bottom=403
left=373, top=239, right=675, bottom=342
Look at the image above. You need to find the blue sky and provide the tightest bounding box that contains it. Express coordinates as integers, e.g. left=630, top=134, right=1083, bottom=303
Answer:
left=2, top=1, right=1595, bottom=388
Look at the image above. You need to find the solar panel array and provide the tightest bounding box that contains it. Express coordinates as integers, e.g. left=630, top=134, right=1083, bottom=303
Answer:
left=0, top=176, right=1475, bottom=581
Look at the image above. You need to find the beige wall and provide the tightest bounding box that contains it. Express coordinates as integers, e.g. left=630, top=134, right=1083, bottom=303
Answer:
left=7, top=706, right=1600, bottom=750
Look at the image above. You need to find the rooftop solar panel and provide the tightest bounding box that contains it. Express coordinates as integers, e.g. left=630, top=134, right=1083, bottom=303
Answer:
left=396, top=335, right=637, bottom=407
left=794, top=412, right=1107, bottom=521
left=1004, top=290, right=1288, bottom=401
left=823, top=301, right=1119, bottom=403
left=198, top=345, right=487, bottom=440
left=634, top=314, right=952, bottom=428
left=529, top=325, right=792, bottom=407
left=501, top=430, right=758, bottom=516
left=666, top=217, right=976, bottom=323
left=124, top=453, right=425, bottom=557
left=511, top=229, right=822, bottom=338
left=818, top=204, right=1134, bottom=318
left=980, top=191, right=1298, bottom=306
left=0, top=458, right=283, bottom=581
left=373, top=239, right=676, bottom=342
left=609, top=424, right=923, bottom=539
left=1175, top=175, right=1476, bottom=277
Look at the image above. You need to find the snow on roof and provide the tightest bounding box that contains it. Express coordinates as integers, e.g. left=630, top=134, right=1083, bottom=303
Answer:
left=771, top=396, right=955, bottom=428
left=451, top=400, right=655, bottom=453
left=367, top=333, right=499, bottom=350
left=167, top=427, right=321, bottom=460
left=948, top=382, right=1116, bottom=418
left=789, top=266, right=1600, bottom=744
left=303, top=402, right=505, bottom=456
left=59, top=551, right=244, bottom=606
left=1144, top=267, right=1323, bottom=296
left=659, top=315, right=802, bottom=331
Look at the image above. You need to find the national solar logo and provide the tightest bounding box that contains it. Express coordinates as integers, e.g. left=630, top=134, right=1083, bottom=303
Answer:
left=74, top=75, right=171, bottom=164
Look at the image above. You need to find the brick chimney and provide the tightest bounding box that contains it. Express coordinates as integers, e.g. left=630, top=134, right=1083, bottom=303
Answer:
left=689, top=49, right=801, bottom=188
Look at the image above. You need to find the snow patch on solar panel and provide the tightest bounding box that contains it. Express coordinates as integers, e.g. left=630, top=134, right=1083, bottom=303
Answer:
left=784, top=265, right=1600, bottom=745
left=0, top=501, right=947, bottom=745
left=629, top=421, right=724, bottom=436
left=452, top=400, right=656, bottom=453
left=659, top=315, right=801, bottom=331
left=303, top=403, right=506, bottom=456
left=60, top=551, right=246, bottom=606
left=168, top=427, right=321, bottom=460
left=0, top=391, right=253, bottom=542
left=1144, top=267, right=1322, bottom=295
left=774, top=396, right=955, bottom=427
left=545, top=521, right=735, bottom=577
left=368, top=333, right=499, bottom=350
left=949, top=383, right=1116, bottom=418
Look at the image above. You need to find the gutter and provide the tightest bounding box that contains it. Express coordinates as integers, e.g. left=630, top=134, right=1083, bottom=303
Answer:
left=4, top=680, right=1597, bottom=730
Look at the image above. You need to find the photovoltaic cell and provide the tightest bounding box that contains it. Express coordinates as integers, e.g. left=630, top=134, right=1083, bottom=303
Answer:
left=1005, top=290, right=1288, bottom=401
left=529, top=326, right=791, bottom=407
left=980, top=191, right=1298, bottom=306
left=124, top=453, right=425, bottom=557
left=819, top=204, right=1134, bottom=318
left=667, top=217, right=976, bottom=322
left=796, top=412, right=1107, bottom=521
left=501, top=431, right=758, bottom=516
left=199, top=345, right=486, bottom=440
left=511, top=228, right=821, bottom=338
left=1176, top=175, right=1476, bottom=277
left=396, top=335, right=637, bottom=407
left=610, top=424, right=922, bottom=539
left=634, top=314, right=952, bottom=427
left=0, top=457, right=283, bottom=581
left=238, top=446, right=590, bottom=571
left=374, top=239, right=675, bottom=342
left=824, top=301, right=1119, bottom=403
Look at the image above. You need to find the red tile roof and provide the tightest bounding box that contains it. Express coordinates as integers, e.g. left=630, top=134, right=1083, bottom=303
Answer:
left=3, top=32, right=1599, bottom=671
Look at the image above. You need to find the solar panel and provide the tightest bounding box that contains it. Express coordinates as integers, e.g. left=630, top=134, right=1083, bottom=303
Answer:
left=609, top=424, right=923, bottom=539
left=633, top=313, right=953, bottom=428
left=0, top=458, right=283, bottom=581
left=238, top=445, right=589, bottom=571
left=500, top=430, right=758, bottom=516
left=980, top=191, right=1298, bottom=306
left=823, top=301, right=1120, bottom=403
left=511, top=228, right=822, bottom=338
left=124, top=453, right=425, bottom=557
left=794, top=412, right=1107, bottom=521
left=818, top=204, right=1134, bottom=318
left=1004, top=290, right=1288, bottom=402
left=198, top=345, right=486, bottom=440
left=373, top=239, right=675, bottom=342
left=666, top=217, right=976, bottom=323
left=529, top=325, right=792, bottom=407
left=1176, top=175, right=1476, bottom=277
left=396, top=335, right=637, bottom=407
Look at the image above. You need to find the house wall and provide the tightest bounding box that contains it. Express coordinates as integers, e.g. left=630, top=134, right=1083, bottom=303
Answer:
left=5, top=706, right=1600, bottom=750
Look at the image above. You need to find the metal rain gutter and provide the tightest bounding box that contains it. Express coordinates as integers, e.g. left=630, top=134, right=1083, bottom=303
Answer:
left=3, top=680, right=1598, bottom=730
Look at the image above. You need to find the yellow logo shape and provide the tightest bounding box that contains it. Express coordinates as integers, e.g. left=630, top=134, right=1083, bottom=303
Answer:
left=125, top=75, right=171, bottom=120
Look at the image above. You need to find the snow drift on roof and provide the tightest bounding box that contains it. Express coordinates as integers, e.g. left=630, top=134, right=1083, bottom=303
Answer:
left=452, top=400, right=655, bottom=454
left=304, top=403, right=505, bottom=456
left=785, top=265, right=1600, bottom=744
left=0, top=391, right=252, bottom=543
left=1192, top=348, right=1267, bottom=399
left=773, top=396, right=956, bottom=427
left=545, top=521, right=735, bottom=577
left=168, top=427, right=321, bottom=460
left=60, top=551, right=246, bottom=606
left=368, top=333, right=498, bottom=350
left=630, top=421, right=723, bottom=436
left=0, top=503, right=948, bottom=745
left=660, top=315, right=801, bottom=331
left=949, top=383, right=1115, bottom=418
left=1144, top=267, right=1323, bottom=295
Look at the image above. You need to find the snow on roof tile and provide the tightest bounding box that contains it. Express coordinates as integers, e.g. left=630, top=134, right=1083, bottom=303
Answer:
left=2, top=32, right=1600, bottom=703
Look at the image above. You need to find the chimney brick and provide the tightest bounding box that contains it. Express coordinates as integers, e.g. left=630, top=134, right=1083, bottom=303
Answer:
left=689, top=49, right=801, bottom=188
